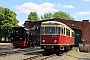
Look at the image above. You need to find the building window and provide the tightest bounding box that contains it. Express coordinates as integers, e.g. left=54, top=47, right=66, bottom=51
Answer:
left=72, top=24, right=74, bottom=26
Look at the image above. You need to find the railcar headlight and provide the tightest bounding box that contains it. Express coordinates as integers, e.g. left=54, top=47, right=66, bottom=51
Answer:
left=54, top=40, right=57, bottom=43
left=42, top=40, right=45, bottom=43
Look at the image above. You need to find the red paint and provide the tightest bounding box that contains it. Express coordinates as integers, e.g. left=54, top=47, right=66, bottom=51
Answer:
left=24, top=40, right=27, bottom=46
left=40, top=35, right=74, bottom=45
left=11, top=40, right=26, bottom=47
left=40, top=35, right=58, bottom=44
left=71, top=37, right=74, bottom=44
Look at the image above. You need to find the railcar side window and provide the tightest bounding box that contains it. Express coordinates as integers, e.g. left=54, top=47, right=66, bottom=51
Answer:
left=61, top=27, right=63, bottom=35
left=66, top=28, right=70, bottom=36
left=56, top=27, right=60, bottom=34
left=68, top=30, right=70, bottom=36
left=56, top=27, right=58, bottom=34
left=40, top=27, right=44, bottom=34
left=72, top=32, right=74, bottom=37
left=66, top=29, right=68, bottom=36
left=58, top=27, right=60, bottom=34
left=64, top=27, right=65, bottom=35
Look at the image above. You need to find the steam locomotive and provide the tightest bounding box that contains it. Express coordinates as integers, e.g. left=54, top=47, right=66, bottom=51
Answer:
left=10, top=26, right=36, bottom=48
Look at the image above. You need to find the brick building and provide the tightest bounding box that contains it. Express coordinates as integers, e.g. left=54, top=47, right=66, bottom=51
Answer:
left=23, top=18, right=90, bottom=46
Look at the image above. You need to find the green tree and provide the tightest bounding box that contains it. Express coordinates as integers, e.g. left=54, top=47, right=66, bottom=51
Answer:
left=0, top=7, right=19, bottom=39
left=40, top=11, right=74, bottom=20
left=27, top=12, right=40, bottom=22
left=53, top=11, right=74, bottom=20
left=41, top=12, right=53, bottom=20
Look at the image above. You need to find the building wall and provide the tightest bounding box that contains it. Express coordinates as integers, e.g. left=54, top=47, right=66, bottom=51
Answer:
left=82, top=20, right=90, bottom=43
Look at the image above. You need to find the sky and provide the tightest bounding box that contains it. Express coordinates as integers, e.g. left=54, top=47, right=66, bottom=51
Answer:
left=0, top=0, right=90, bottom=26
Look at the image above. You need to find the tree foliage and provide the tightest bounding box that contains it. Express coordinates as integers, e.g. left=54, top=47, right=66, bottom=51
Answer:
left=0, top=7, right=19, bottom=37
left=27, top=12, right=40, bottom=22
left=41, top=12, right=52, bottom=20
left=40, top=11, right=74, bottom=20
left=53, top=11, right=74, bottom=20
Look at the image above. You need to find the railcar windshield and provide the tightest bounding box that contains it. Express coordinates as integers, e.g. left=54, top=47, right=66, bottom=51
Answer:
left=40, top=26, right=60, bottom=34
left=45, top=27, right=55, bottom=34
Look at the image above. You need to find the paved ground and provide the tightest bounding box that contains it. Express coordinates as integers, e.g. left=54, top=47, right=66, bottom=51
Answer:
left=1, top=43, right=90, bottom=60
left=78, top=52, right=90, bottom=60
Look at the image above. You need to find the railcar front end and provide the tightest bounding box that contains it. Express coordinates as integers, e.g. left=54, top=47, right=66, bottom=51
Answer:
left=40, top=21, right=75, bottom=52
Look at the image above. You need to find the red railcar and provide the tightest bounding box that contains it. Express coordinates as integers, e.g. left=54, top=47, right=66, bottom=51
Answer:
left=40, top=21, right=75, bottom=52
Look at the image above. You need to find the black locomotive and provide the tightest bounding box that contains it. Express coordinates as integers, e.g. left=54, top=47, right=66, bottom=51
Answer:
left=10, top=26, right=36, bottom=48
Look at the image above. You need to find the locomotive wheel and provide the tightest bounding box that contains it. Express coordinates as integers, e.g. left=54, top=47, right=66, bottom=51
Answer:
left=32, top=45, right=35, bottom=48
left=27, top=44, right=31, bottom=48
left=44, top=49, right=52, bottom=52
left=14, top=46, right=18, bottom=48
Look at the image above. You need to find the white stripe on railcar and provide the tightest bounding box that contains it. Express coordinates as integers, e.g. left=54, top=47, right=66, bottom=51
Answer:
left=42, top=21, right=65, bottom=26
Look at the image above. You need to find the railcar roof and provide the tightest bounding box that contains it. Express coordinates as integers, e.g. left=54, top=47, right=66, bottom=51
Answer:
left=41, top=21, right=65, bottom=26
left=41, top=21, right=74, bottom=32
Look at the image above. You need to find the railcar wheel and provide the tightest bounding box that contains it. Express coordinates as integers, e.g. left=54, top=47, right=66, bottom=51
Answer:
left=64, top=47, right=68, bottom=52
left=70, top=45, right=73, bottom=50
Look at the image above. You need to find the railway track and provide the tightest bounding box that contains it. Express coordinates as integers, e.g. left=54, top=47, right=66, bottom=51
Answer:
left=22, top=50, right=67, bottom=60
left=0, top=47, right=82, bottom=60
left=0, top=47, right=43, bottom=57
left=22, top=48, right=78, bottom=60
left=23, top=53, right=57, bottom=60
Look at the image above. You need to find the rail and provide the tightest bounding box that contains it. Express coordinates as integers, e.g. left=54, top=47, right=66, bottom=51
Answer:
left=23, top=54, right=56, bottom=60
